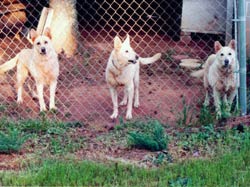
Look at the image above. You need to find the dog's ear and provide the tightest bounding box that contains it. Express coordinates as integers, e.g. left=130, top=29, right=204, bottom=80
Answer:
left=123, top=34, right=130, bottom=46
left=229, top=40, right=236, bottom=50
left=214, top=41, right=222, bottom=53
left=44, top=27, right=52, bottom=40
left=30, top=29, right=38, bottom=42
left=114, top=36, right=122, bottom=51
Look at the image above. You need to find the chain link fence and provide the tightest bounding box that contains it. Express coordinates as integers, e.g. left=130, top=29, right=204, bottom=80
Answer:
left=0, top=0, right=247, bottom=125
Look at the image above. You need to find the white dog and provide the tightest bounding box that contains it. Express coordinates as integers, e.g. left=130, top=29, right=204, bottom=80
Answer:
left=0, top=28, right=59, bottom=111
left=192, top=40, right=239, bottom=118
left=105, top=35, right=161, bottom=119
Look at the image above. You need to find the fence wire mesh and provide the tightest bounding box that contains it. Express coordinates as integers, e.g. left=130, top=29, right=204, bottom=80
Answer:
left=0, top=0, right=246, bottom=124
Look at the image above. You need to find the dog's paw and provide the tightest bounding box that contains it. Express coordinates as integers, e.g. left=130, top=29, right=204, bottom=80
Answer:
left=126, top=112, right=132, bottom=120
left=49, top=105, right=58, bottom=110
left=49, top=107, right=58, bottom=114
left=110, top=112, right=118, bottom=119
left=134, top=102, right=139, bottom=108
left=17, top=98, right=23, bottom=104
left=119, top=100, right=127, bottom=106
left=40, top=107, right=47, bottom=112
left=215, top=111, right=222, bottom=120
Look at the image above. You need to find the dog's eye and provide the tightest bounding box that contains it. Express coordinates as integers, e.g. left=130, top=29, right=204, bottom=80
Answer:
left=44, top=41, right=48, bottom=44
left=228, top=52, right=232, bottom=55
left=125, top=50, right=128, bottom=53
left=36, top=42, right=41, bottom=45
left=220, top=53, right=224, bottom=56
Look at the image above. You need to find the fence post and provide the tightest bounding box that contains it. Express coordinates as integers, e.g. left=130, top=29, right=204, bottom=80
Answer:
left=238, top=0, right=247, bottom=115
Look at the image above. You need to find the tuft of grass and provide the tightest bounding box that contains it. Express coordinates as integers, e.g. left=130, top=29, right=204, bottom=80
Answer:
left=198, top=105, right=214, bottom=126
left=127, top=120, right=168, bottom=151
left=0, top=128, right=30, bottom=154
left=176, top=97, right=195, bottom=127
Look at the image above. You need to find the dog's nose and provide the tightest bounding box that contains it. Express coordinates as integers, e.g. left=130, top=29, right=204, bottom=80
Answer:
left=224, top=59, right=229, bottom=67
left=41, top=47, right=46, bottom=54
left=135, top=55, right=139, bottom=60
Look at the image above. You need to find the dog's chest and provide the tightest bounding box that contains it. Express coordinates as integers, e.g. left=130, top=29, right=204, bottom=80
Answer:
left=216, top=73, right=236, bottom=93
left=107, top=65, right=136, bottom=87
left=31, top=59, right=59, bottom=84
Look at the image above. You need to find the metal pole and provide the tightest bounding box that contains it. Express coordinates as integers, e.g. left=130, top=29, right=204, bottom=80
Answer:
left=238, top=0, right=247, bottom=115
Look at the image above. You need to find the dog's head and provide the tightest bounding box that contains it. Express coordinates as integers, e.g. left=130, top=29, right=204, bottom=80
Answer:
left=214, top=40, right=236, bottom=69
left=30, top=28, right=54, bottom=56
left=113, top=34, right=139, bottom=67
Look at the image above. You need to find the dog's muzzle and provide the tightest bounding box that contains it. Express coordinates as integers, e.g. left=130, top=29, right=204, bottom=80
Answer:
left=40, top=47, right=47, bottom=55
left=128, top=60, right=137, bottom=64
left=128, top=55, right=139, bottom=64
left=223, top=59, right=229, bottom=68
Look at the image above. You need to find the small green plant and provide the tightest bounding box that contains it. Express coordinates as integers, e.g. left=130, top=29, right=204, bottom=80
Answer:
left=0, top=128, right=30, bottom=154
left=127, top=120, right=168, bottom=151
left=176, top=97, right=195, bottom=126
left=198, top=105, right=214, bottom=125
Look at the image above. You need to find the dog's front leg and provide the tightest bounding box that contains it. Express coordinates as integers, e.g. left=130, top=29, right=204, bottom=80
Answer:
left=213, top=88, right=221, bottom=118
left=204, top=90, right=210, bottom=106
left=228, top=89, right=237, bottom=110
left=37, top=83, right=46, bottom=111
left=126, top=83, right=134, bottom=119
left=49, top=81, right=57, bottom=110
left=110, top=87, right=118, bottom=119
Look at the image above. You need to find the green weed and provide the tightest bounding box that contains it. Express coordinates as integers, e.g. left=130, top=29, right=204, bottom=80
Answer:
left=0, top=128, right=30, bottom=154
left=127, top=120, right=168, bottom=151
left=176, top=97, right=195, bottom=126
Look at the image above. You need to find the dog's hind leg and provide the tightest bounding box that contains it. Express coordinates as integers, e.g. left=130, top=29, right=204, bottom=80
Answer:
left=228, top=89, right=237, bottom=109
left=126, top=82, right=134, bottom=119
left=110, top=87, right=118, bottom=119
left=36, top=83, right=46, bottom=111
left=16, top=65, right=28, bottom=104
left=49, top=80, right=57, bottom=110
left=133, top=69, right=139, bottom=108
left=120, top=88, right=127, bottom=106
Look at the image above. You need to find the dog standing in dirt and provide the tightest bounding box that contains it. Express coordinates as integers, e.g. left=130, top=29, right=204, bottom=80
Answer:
left=0, top=28, right=59, bottom=111
left=192, top=40, right=239, bottom=118
left=106, top=35, right=161, bottom=119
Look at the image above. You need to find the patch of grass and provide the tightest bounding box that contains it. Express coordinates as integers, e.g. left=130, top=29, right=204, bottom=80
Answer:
left=175, top=125, right=250, bottom=156
left=128, top=120, right=168, bottom=151
left=1, top=141, right=250, bottom=186
left=0, top=128, right=30, bottom=154
left=0, top=118, right=85, bottom=155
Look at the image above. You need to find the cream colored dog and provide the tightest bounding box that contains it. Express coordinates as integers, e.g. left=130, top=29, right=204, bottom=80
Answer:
left=192, top=40, right=239, bottom=118
left=105, top=35, right=161, bottom=119
left=0, top=28, right=59, bottom=111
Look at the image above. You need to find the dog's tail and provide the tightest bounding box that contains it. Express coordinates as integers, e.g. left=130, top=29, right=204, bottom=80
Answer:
left=0, top=54, right=19, bottom=74
left=139, top=53, right=161, bottom=65
left=190, top=69, right=205, bottom=78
